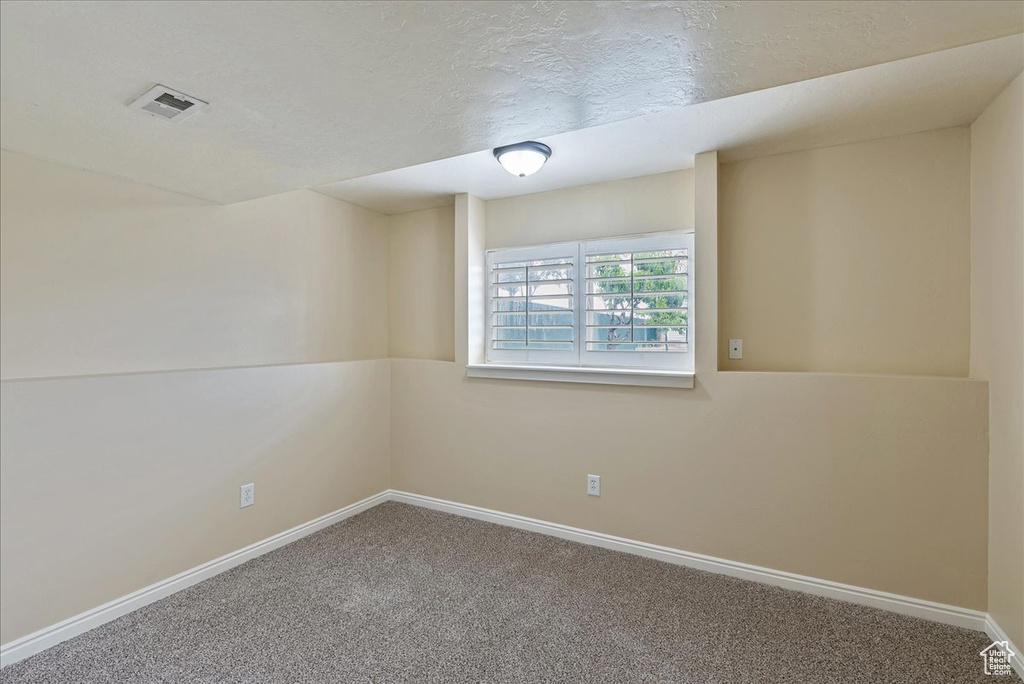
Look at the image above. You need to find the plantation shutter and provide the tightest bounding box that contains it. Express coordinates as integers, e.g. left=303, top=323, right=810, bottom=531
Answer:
left=580, top=232, right=693, bottom=369
left=584, top=249, right=689, bottom=352
left=486, top=244, right=578, bottom=364
left=484, top=232, right=693, bottom=370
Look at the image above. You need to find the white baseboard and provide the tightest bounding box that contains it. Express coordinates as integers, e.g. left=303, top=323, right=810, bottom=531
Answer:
left=1, top=488, right=998, bottom=670
left=390, top=490, right=990, bottom=633
left=986, top=615, right=1024, bottom=679
left=0, top=490, right=390, bottom=668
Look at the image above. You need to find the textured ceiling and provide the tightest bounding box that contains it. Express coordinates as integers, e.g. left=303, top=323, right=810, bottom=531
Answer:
left=317, top=35, right=1024, bottom=214
left=1, top=1, right=1022, bottom=204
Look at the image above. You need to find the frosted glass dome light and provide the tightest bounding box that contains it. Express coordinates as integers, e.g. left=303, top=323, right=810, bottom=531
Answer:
left=493, top=141, right=552, bottom=177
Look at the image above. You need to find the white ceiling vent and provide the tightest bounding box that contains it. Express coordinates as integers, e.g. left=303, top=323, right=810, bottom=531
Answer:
left=129, top=85, right=208, bottom=122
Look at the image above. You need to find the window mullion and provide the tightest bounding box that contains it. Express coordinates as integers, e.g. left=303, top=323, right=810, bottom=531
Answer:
left=525, top=264, right=530, bottom=347
left=575, top=242, right=583, bottom=366
left=629, top=253, right=635, bottom=345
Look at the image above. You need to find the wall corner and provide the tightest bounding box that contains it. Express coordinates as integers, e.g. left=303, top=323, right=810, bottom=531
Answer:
left=454, top=194, right=486, bottom=367
left=694, top=151, right=719, bottom=376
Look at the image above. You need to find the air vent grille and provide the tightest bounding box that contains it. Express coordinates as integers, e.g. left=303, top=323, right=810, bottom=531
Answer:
left=154, top=92, right=194, bottom=111
left=129, top=85, right=208, bottom=122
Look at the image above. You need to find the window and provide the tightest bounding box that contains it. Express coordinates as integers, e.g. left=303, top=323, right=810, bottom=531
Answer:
left=484, top=232, right=693, bottom=375
left=488, top=242, right=578, bottom=366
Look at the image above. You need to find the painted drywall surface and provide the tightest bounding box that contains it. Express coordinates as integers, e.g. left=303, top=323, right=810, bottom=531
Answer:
left=305, top=191, right=390, bottom=362
left=3, top=3, right=1020, bottom=204
left=455, top=194, right=487, bottom=368
left=485, top=170, right=695, bottom=250
left=0, top=151, right=394, bottom=643
left=319, top=35, right=1024, bottom=216
left=695, top=152, right=719, bottom=375
left=0, top=360, right=391, bottom=643
left=390, top=359, right=988, bottom=610
left=0, top=150, right=389, bottom=380
left=970, top=72, right=1024, bottom=648
left=388, top=206, right=455, bottom=361
left=719, top=128, right=971, bottom=376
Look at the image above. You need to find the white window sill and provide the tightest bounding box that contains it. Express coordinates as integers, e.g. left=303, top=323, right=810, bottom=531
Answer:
left=465, top=364, right=695, bottom=389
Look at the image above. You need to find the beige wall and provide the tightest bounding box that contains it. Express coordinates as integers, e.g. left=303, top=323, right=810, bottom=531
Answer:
left=0, top=151, right=388, bottom=380
left=719, top=128, right=971, bottom=376
left=486, top=170, right=695, bottom=250
left=390, top=154, right=989, bottom=611
left=0, top=361, right=391, bottom=643
left=971, top=72, right=1024, bottom=649
left=391, top=360, right=988, bottom=609
left=0, top=151, right=392, bottom=643
left=387, top=206, right=455, bottom=361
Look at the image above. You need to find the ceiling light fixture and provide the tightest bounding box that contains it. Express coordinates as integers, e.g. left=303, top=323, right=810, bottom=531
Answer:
left=493, top=141, right=552, bottom=177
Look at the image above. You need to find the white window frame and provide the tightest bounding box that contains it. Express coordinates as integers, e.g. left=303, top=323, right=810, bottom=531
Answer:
left=478, top=231, right=694, bottom=386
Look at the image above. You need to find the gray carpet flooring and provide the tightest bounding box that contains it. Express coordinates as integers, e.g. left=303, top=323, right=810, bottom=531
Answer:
left=1, top=502, right=1014, bottom=683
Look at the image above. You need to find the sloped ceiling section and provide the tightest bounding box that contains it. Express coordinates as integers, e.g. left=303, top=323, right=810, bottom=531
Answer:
left=1, top=1, right=1022, bottom=204
left=316, top=35, right=1024, bottom=214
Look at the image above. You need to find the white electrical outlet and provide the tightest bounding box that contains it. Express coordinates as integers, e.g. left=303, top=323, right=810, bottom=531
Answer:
left=587, top=474, right=601, bottom=496
left=240, top=483, right=255, bottom=508
left=729, top=338, right=743, bottom=359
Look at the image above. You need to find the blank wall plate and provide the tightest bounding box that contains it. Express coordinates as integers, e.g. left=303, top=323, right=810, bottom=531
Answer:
left=240, top=483, right=255, bottom=508
left=729, top=339, right=743, bottom=359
